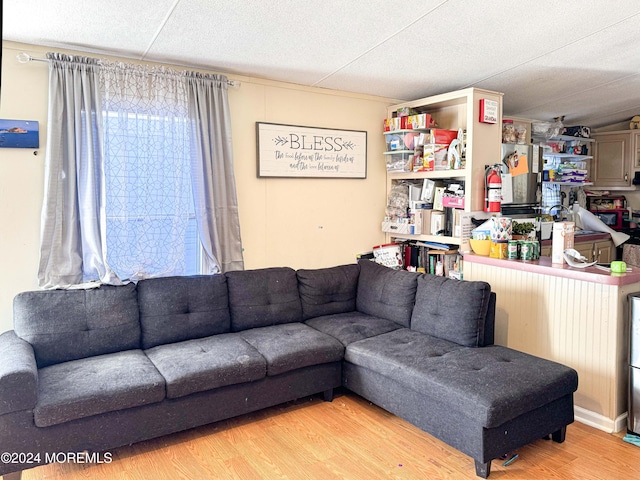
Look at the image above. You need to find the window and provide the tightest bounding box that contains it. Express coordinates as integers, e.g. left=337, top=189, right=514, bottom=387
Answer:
left=39, top=55, right=243, bottom=289
left=102, top=109, right=202, bottom=279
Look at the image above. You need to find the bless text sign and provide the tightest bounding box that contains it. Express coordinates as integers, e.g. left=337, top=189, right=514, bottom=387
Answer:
left=257, top=122, right=367, bottom=178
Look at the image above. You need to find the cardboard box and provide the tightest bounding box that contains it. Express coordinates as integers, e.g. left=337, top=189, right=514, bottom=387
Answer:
left=458, top=211, right=493, bottom=253
left=382, top=215, right=421, bottom=235
left=421, top=209, right=433, bottom=233
left=383, top=117, right=400, bottom=132
left=407, top=113, right=436, bottom=130
left=552, top=222, right=575, bottom=264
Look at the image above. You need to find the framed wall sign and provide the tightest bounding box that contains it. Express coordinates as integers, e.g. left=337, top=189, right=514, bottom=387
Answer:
left=257, top=122, right=367, bottom=178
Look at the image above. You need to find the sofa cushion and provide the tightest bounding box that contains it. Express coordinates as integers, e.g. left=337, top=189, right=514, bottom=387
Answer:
left=137, top=275, right=230, bottom=349
left=239, top=323, right=344, bottom=376
left=34, top=349, right=165, bottom=427
left=145, top=334, right=266, bottom=399
left=410, top=275, right=492, bottom=347
left=345, top=328, right=578, bottom=428
left=356, top=260, right=419, bottom=327
left=14, top=284, right=140, bottom=368
left=305, top=311, right=401, bottom=346
left=226, top=267, right=302, bottom=331
left=297, top=264, right=359, bottom=320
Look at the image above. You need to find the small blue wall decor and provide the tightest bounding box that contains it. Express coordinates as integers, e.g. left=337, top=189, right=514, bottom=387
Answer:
left=0, top=119, right=39, bottom=148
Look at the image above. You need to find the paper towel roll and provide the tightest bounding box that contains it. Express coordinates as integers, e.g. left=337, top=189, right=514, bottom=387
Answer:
left=572, top=204, right=630, bottom=247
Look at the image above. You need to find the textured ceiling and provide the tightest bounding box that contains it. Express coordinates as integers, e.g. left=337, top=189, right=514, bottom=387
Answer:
left=4, top=0, right=640, bottom=128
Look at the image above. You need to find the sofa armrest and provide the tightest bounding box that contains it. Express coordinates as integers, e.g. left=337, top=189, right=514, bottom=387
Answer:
left=0, top=331, right=38, bottom=415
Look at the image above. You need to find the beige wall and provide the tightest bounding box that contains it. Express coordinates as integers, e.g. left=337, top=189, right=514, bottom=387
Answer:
left=0, top=41, right=395, bottom=334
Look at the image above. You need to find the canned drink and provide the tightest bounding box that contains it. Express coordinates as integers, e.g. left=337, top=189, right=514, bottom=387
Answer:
left=507, top=240, right=519, bottom=260
left=532, top=240, right=540, bottom=260
left=520, top=241, right=534, bottom=261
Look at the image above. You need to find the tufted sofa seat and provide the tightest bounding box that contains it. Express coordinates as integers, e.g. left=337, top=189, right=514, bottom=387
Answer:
left=0, top=260, right=577, bottom=479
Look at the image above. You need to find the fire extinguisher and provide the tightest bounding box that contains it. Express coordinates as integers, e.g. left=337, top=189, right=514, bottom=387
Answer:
left=484, top=165, right=502, bottom=212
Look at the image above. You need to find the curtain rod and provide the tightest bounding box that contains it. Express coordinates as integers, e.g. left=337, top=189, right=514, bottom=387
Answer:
left=16, top=53, right=241, bottom=88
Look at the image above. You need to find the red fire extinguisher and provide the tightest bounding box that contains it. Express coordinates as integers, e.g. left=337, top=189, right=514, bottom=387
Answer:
left=484, top=165, right=502, bottom=212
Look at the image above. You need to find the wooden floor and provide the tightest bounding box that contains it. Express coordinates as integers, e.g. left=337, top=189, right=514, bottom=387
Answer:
left=21, top=390, right=640, bottom=479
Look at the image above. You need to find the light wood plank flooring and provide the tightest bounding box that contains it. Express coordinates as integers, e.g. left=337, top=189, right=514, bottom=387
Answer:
left=21, top=390, right=640, bottom=479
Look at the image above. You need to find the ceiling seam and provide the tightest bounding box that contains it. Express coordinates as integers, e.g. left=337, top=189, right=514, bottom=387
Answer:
left=463, top=10, right=640, bottom=89
left=310, top=0, right=450, bottom=87
left=141, top=0, right=183, bottom=60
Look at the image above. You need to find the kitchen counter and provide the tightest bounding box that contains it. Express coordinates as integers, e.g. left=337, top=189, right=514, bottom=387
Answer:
left=464, top=253, right=638, bottom=433
left=464, top=252, right=638, bottom=285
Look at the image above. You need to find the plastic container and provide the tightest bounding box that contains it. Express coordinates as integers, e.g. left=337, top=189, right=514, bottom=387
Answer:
left=384, top=151, right=414, bottom=172
left=385, top=131, right=420, bottom=151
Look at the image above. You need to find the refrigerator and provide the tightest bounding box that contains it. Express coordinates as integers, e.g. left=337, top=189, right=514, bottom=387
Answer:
left=500, top=143, right=543, bottom=216
left=630, top=293, right=640, bottom=434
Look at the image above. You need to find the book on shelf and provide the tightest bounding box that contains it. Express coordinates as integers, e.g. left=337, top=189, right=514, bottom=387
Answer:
left=399, top=241, right=463, bottom=279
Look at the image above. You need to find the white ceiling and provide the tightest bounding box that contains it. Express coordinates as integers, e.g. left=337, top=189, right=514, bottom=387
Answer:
left=4, top=0, right=640, bottom=128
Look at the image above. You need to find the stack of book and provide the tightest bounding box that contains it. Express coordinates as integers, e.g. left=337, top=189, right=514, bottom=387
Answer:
left=398, top=240, right=463, bottom=279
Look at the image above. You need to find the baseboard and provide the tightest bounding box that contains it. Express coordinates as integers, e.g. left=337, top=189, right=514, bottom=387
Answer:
left=574, top=405, right=628, bottom=433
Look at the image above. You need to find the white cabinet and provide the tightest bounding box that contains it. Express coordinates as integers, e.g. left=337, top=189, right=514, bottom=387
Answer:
left=384, top=88, right=503, bottom=246
left=592, top=130, right=634, bottom=188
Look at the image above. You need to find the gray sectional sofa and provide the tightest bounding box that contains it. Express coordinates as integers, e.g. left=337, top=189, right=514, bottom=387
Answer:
left=0, top=260, right=578, bottom=479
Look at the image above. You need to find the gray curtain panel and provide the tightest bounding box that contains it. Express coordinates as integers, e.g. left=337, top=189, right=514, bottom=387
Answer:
left=38, top=53, right=122, bottom=288
left=186, top=72, right=244, bottom=273
left=38, top=55, right=244, bottom=288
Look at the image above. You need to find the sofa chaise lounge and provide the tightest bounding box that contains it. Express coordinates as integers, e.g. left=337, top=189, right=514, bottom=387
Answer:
left=0, top=260, right=578, bottom=478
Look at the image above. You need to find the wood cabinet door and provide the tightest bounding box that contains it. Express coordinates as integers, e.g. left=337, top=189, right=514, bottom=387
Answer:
left=574, top=241, right=595, bottom=261
left=594, top=240, right=614, bottom=263
left=593, top=133, right=631, bottom=187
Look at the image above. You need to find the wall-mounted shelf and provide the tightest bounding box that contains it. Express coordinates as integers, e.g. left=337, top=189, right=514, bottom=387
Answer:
left=533, top=134, right=595, bottom=143
left=542, top=153, right=593, bottom=160
left=542, top=181, right=593, bottom=186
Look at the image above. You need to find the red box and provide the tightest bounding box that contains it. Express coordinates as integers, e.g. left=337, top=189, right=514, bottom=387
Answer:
left=407, top=114, right=436, bottom=130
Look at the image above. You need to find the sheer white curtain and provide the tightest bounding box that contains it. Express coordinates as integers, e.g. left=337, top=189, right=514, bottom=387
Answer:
left=99, top=61, right=195, bottom=280
left=38, top=54, right=243, bottom=288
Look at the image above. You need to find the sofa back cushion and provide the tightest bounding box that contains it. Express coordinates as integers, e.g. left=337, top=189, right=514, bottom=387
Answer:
left=410, top=274, right=492, bottom=347
left=226, top=267, right=302, bottom=331
left=137, top=275, right=230, bottom=349
left=297, top=264, right=359, bottom=320
left=356, top=260, right=419, bottom=327
left=13, top=283, right=140, bottom=368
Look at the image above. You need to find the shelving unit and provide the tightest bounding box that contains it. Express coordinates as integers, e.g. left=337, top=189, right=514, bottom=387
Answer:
left=383, top=88, right=503, bottom=247
left=539, top=135, right=594, bottom=188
